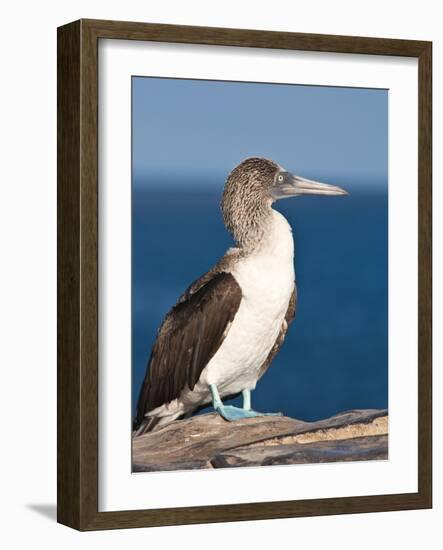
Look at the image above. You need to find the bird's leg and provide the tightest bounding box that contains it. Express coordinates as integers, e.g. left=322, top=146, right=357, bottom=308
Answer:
left=209, top=384, right=282, bottom=422
left=242, top=388, right=252, bottom=410
left=209, top=383, right=224, bottom=410
left=242, top=389, right=282, bottom=417
left=209, top=383, right=260, bottom=421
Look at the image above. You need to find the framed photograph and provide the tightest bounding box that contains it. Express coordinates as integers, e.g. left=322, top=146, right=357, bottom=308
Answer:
left=57, top=19, right=432, bottom=530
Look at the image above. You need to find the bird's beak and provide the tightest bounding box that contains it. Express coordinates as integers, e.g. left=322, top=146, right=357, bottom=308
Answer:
left=271, top=173, right=348, bottom=199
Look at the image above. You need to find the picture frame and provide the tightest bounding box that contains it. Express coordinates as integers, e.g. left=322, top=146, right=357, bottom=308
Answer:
left=57, top=18, right=432, bottom=530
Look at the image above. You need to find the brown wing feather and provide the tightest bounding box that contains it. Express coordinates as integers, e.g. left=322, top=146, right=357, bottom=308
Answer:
left=134, top=272, right=242, bottom=430
left=258, top=286, right=297, bottom=379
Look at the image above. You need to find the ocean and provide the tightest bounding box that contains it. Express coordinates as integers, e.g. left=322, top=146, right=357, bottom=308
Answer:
left=132, top=180, right=388, bottom=422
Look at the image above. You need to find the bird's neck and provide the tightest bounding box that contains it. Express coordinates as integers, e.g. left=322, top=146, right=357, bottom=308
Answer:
left=224, top=201, right=293, bottom=258
left=222, top=198, right=271, bottom=251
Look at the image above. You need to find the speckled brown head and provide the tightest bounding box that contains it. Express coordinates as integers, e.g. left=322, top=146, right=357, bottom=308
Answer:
left=221, top=157, right=347, bottom=248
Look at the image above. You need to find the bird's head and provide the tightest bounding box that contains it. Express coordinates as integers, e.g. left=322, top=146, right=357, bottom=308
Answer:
left=221, top=157, right=348, bottom=246
left=223, top=157, right=347, bottom=204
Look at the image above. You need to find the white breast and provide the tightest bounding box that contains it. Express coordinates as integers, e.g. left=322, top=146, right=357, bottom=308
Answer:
left=198, top=210, right=295, bottom=395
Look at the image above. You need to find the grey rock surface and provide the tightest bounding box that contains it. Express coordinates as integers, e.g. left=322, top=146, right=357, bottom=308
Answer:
left=212, top=435, right=388, bottom=468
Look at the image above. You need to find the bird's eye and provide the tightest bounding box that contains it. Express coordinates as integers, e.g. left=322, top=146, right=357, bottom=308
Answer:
left=277, top=174, right=284, bottom=183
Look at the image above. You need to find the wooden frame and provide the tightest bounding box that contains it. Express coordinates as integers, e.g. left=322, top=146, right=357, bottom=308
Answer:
left=57, top=18, right=432, bottom=531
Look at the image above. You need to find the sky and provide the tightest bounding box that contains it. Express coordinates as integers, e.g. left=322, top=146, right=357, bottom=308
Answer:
left=132, top=76, right=388, bottom=190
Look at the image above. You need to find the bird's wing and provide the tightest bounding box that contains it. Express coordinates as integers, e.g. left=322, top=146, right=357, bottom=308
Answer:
left=134, top=272, right=242, bottom=428
left=257, top=286, right=297, bottom=379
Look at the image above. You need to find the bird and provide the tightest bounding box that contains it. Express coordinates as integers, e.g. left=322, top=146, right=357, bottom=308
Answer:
left=133, top=157, right=347, bottom=435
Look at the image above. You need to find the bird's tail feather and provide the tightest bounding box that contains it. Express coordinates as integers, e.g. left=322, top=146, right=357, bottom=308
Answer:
left=133, top=416, right=162, bottom=436
left=133, top=412, right=185, bottom=436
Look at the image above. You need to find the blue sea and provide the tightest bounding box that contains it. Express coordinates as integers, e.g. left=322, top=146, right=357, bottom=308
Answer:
left=132, top=178, right=388, bottom=422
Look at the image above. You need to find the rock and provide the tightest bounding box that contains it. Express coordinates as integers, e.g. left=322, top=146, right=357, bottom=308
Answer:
left=133, top=460, right=209, bottom=472
left=211, top=435, right=388, bottom=468
left=132, top=409, right=388, bottom=472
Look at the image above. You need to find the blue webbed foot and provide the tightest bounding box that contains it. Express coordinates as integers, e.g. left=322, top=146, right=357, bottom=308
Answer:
left=241, top=388, right=282, bottom=418
left=215, top=404, right=282, bottom=422
left=209, top=384, right=283, bottom=422
left=214, top=404, right=265, bottom=421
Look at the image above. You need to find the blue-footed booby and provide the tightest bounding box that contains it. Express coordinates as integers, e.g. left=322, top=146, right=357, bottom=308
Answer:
left=134, top=157, right=347, bottom=434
